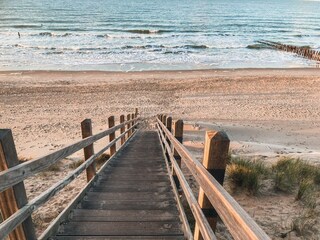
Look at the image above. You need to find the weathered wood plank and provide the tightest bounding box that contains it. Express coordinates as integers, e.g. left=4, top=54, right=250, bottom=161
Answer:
left=120, top=115, right=125, bottom=145
left=39, top=128, right=139, bottom=240
left=157, top=124, right=216, bottom=240
left=98, top=174, right=168, bottom=181
left=70, top=209, right=179, bottom=222
left=57, top=221, right=183, bottom=236
left=84, top=192, right=173, bottom=201
left=108, top=116, right=116, bottom=156
left=194, top=131, right=229, bottom=240
left=157, top=118, right=270, bottom=240
left=92, top=185, right=171, bottom=193
left=46, top=130, right=183, bottom=239
left=81, top=119, right=96, bottom=182
left=0, top=129, right=36, bottom=240
left=53, top=236, right=185, bottom=240
left=0, top=123, right=139, bottom=240
left=0, top=118, right=138, bottom=193
left=80, top=199, right=177, bottom=209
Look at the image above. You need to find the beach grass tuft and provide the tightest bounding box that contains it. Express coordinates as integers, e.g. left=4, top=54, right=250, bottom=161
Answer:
left=47, top=162, right=61, bottom=172
left=68, top=159, right=83, bottom=169
left=226, top=157, right=268, bottom=194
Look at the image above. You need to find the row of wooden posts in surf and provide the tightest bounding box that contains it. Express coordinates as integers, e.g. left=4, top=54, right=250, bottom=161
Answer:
left=258, top=40, right=320, bottom=62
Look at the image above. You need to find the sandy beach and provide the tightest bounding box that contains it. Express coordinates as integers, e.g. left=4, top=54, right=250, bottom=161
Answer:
left=1, top=69, right=320, bottom=238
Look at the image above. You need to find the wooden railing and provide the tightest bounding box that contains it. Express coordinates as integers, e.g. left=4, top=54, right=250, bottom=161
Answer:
left=258, top=40, right=320, bottom=62
left=156, top=114, right=271, bottom=240
left=0, top=111, right=140, bottom=240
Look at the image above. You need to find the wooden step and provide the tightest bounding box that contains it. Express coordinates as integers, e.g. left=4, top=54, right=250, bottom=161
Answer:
left=70, top=209, right=180, bottom=222
left=57, top=222, right=184, bottom=236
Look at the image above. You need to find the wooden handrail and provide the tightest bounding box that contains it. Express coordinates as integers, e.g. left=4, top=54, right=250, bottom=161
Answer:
left=157, top=124, right=217, bottom=240
left=0, top=118, right=138, bottom=193
left=0, top=121, right=139, bottom=240
left=157, top=118, right=270, bottom=240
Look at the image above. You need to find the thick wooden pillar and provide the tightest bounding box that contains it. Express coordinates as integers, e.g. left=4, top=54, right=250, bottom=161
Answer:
left=194, top=131, right=230, bottom=240
left=0, top=129, right=36, bottom=240
left=120, top=115, right=125, bottom=145
left=172, top=120, right=183, bottom=189
left=127, top=114, right=131, bottom=138
left=135, top=108, right=139, bottom=118
left=81, top=119, right=96, bottom=182
left=108, top=116, right=116, bottom=156
left=131, top=113, right=135, bottom=134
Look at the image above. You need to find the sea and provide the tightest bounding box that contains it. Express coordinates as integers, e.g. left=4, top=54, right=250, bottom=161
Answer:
left=0, top=0, right=320, bottom=71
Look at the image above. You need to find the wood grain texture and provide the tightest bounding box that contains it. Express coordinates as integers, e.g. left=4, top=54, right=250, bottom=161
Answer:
left=120, top=115, right=125, bottom=145
left=108, top=116, right=116, bottom=156
left=194, top=131, right=230, bottom=240
left=0, top=118, right=137, bottom=193
left=157, top=124, right=216, bottom=240
left=81, top=119, right=96, bottom=182
left=53, top=236, right=185, bottom=240
left=157, top=119, right=270, bottom=240
left=0, top=129, right=36, bottom=240
left=39, top=127, right=139, bottom=240
left=0, top=123, right=139, bottom=240
left=49, top=131, right=183, bottom=239
left=57, top=222, right=183, bottom=236
left=172, top=119, right=183, bottom=188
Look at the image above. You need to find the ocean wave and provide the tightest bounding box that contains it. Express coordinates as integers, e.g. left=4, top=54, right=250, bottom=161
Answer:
left=182, top=45, right=209, bottom=49
left=31, top=32, right=73, bottom=37
left=12, top=24, right=42, bottom=29
left=126, top=29, right=170, bottom=34
left=246, top=44, right=272, bottom=49
left=96, top=34, right=110, bottom=38
left=45, top=51, right=63, bottom=55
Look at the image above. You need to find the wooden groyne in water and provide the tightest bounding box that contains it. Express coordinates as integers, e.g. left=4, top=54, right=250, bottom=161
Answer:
left=258, top=40, right=320, bottom=62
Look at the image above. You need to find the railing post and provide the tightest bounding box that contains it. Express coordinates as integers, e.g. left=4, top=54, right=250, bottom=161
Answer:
left=108, top=116, right=116, bottom=156
left=81, top=119, right=96, bottom=182
left=127, top=114, right=131, bottom=138
left=0, top=129, right=36, bottom=240
left=135, top=108, right=139, bottom=118
left=194, top=131, right=230, bottom=240
left=162, top=115, right=167, bottom=125
left=166, top=116, right=172, bottom=133
left=172, top=120, right=183, bottom=189
left=131, top=113, right=135, bottom=134
left=120, top=115, right=125, bottom=145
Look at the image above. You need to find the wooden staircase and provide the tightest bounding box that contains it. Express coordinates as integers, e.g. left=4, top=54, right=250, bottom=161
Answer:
left=52, top=131, right=185, bottom=239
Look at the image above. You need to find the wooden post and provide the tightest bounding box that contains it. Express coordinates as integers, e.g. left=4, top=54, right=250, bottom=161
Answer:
left=162, top=115, right=167, bottom=125
left=108, top=116, right=116, bottom=156
left=166, top=117, right=172, bottom=132
left=194, top=131, right=230, bottom=240
left=0, top=129, right=36, bottom=240
left=81, top=119, right=96, bottom=182
left=172, top=120, right=183, bottom=189
left=131, top=113, right=135, bottom=134
left=127, top=114, right=131, bottom=138
left=120, top=115, right=125, bottom=145
left=135, top=108, right=139, bottom=118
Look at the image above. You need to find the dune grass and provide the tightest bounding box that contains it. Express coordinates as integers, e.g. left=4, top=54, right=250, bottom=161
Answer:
left=226, top=157, right=269, bottom=195
left=272, top=157, right=320, bottom=207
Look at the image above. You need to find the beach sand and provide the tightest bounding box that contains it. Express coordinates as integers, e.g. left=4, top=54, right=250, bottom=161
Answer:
left=1, top=69, right=320, bottom=238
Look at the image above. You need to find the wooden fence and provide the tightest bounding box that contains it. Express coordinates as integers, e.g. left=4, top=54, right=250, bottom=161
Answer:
left=258, top=40, right=320, bottom=62
left=0, top=111, right=140, bottom=240
left=156, top=114, right=271, bottom=240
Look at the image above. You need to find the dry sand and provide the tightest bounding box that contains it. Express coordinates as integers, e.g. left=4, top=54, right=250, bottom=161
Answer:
left=1, top=69, right=320, bottom=238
